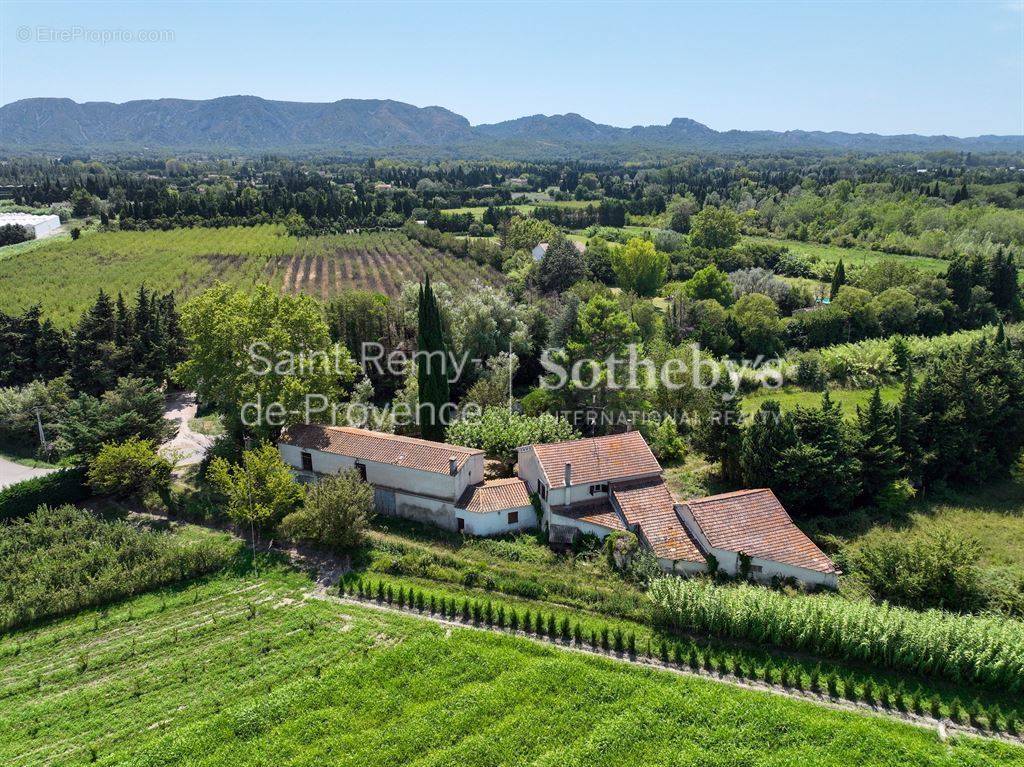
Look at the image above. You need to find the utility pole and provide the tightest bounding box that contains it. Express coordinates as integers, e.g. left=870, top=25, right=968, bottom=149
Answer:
left=33, top=407, right=49, bottom=454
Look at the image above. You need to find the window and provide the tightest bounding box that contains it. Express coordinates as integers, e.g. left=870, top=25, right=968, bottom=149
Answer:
left=300, top=452, right=313, bottom=472
left=507, top=511, right=519, bottom=525
left=538, top=482, right=547, bottom=500
left=750, top=565, right=764, bottom=574
left=354, top=462, right=367, bottom=481
left=589, top=483, right=608, bottom=495
left=457, top=517, right=465, bottom=532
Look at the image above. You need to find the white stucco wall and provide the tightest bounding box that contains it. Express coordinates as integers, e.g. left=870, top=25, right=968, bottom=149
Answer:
left=461, top=504, right=538, bottom=536
left=279, top=442, right=482, bottom=502
left=658, top=557, right=708, bottom=576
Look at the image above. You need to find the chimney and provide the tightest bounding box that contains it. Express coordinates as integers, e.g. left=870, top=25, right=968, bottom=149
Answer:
left=564, top=462, right=572, bottom=508
left=449, top=456, right=458, bottom=476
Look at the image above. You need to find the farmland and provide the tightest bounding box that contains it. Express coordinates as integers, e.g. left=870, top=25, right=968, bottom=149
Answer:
left=0, top=226, right=505, bottom=326
left=2, top=564, right=1020, bottom=767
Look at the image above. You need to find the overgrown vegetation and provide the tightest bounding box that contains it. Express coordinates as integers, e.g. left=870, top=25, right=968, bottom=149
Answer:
left=0, top=505, right=240, bottom=632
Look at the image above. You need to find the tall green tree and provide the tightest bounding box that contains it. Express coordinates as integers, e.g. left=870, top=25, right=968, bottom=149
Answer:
left=689, top=206, right=741, bottom=250
left=895, top=375, right=924, bottom=484
left=610, top=238, right=669, bottom=296
left=417, top=275, right=451, bottom=442
left=697, top=381, right=744, bottom=484
left=69, top=290, right=117, bottom=395
left=178, top=284, right=354, bottom=441
left=829, top=260, right=846, bottom=300
left=537, top=235, right=588, bottom=294
left=856, top=386, right=902, bottom=502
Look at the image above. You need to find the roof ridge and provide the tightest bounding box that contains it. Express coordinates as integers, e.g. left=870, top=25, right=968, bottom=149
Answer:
left=293, top=424, right=482, bottom=455
left=686, top=488, right=768, bottom=504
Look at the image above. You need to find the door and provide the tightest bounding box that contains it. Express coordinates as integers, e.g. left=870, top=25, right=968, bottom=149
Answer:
left=374, top=487, right=396, bottom=516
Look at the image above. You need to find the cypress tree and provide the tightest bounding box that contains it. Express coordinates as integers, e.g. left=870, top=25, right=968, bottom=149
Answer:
left=416, top=275, right=451, bottom=442
left=990, top=248, right=1019, bottom=316
left=856, top=386, right=902, bottom=502
left=829, top=260, right=845, bottom=299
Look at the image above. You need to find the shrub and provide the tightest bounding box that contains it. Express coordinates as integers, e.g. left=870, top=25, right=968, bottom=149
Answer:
left=0, top=466, right=90, bottom=521
left=87, top=438, right=172, bottom=498
left=277, top=470, right=372, bottom=552
left=949, top=698, right=962, bottom=723
left=848, top=527, right=985, bottom=613
left=826, top=673, right=839, bottom=697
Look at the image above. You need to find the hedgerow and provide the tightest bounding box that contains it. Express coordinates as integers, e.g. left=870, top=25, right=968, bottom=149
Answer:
left=0, top=467, right=90, bottom=521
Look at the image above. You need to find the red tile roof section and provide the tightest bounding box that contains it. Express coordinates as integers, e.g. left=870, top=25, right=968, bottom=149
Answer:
left=280, top=424, right=481, bottom=475
left=682, top=489, right=838, bottom=574
left=550, top=498, right=626, bottom=532
left=610, top=478, right=704, bottom=563
left=527, top=431, right=661, bottom=489
left=456, top=479, right=532, bottom=514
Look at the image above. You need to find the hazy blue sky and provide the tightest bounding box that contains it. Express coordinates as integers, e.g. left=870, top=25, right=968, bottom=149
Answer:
left=2, top=1, right=1021, bottom=136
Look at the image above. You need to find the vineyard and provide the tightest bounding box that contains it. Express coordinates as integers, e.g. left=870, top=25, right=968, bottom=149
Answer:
left=0, top=226, right=504, bottom=326
left=268, top=231, right=506, bottom=299
left=3, top=565, right=1018, bottom=766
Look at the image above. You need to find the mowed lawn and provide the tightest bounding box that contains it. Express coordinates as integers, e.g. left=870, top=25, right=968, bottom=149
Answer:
left=2, top=567, right=1021, bottom=767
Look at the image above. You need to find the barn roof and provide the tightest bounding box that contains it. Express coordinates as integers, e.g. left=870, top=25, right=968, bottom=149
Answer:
left=455, top=478, right=532, bottom=514
left=681, top=489, right=838, bottom=574
left=280, top=424, right=481, bottom=475
left=523, top=431, right=661, bottom=489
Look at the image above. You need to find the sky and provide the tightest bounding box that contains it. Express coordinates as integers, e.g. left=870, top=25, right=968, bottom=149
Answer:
left=1, top=0, right=1022, bottom=137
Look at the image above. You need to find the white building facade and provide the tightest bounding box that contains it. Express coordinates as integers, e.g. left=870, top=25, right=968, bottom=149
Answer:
left=278, top=424, right=536, bottom=535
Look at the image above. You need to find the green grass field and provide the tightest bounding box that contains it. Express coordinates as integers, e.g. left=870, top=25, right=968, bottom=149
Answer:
left=845, top=479, right=1024, bottom=588
left=741, top=386, right=902, bottom=419
left=0, top=226, right=504, bottom=325
left=444, top=199, right=599, bottom=220
left=745, top=236, right=950, bottom=274
left=2, top=565, right=1019, bottom=767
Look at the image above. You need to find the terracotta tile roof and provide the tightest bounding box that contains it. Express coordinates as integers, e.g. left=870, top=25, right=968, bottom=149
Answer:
left=456, top=479, right=532, bottom=514
left=549, top=498, right=626, bottom=532
left=526, top=431, right=661, bottom=489
left=682, top=489, right=838, bottom=574
left=280, top=424, right=481, bottom=475
left=610, top=478, right=704, bottom=563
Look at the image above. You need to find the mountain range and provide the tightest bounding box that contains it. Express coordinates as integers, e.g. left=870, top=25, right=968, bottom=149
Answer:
left=1, top=96, right=1019, bottom=157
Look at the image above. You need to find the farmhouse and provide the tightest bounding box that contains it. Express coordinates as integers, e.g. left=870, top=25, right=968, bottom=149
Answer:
left=518, top=431, right=838, bottom=587
left=279, top=425, right=838, bottom=588
left=278, top=424, right=536, bottom=535
left=0, top=212, right=61, bottom=239
left=531, top=240, right=586, bottom=261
